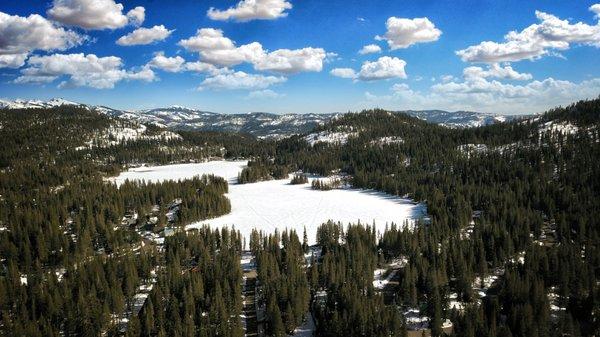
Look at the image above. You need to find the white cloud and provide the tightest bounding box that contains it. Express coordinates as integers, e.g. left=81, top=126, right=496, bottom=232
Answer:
left=375, top=17, right=442, bottom=49
left=0, top=12, right=84, bottom=68
left=178, top=28, right=263, bottom=67
left=184, top=61, right=220, bottom=74
left=122, top=66, right=155, bottom=82
left=126, top=6, right=145, bottom=26
left=117, top=25, right=173, bottom=46
left=15, top=53, right=155, bottom=89
left=330, top=57, right=408, bottom=81
left=362, top=74, right=600, bottom=114
left=199, top=71, right=286, bottom=90
left=456, top=7, right=600, bottom=63
left=440, top=75, right=455, bottom=83
left=358, top=44, right=382, bottom=55
left=590, top=4, right=600, bottom=19
left=330, top=68, right=357, bottom=79
left=179, top=28, right=328, bottom=73
left=0, top=54, right=28, bottom=69
left=358, top=56, right=407, bottom=81
left=254, top=47, right=327, bottom=73
left=463, top=63, right=532, bottom=81
left=247, top=89, right=283, bottom=99
left=207, top=0, right=292, bottom=22
left=147, top=52, right=186, bottom=72
left=429, top=76, right=600, bottom=113
left=48, top=0, right=145, bottom=30
left=146, top=52, right=220, bottom=74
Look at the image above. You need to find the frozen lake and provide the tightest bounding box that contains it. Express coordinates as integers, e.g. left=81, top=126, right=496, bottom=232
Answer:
left=109, top=161, right=426, bottom=244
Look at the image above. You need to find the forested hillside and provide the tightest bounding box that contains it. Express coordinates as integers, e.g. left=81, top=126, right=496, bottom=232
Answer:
left=260, top=98, right=599, bottom=337
left=0, top=107, right=261, bottom=336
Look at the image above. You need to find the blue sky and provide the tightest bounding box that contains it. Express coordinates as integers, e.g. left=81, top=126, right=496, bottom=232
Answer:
left=1, top=0, right=600, bottom=114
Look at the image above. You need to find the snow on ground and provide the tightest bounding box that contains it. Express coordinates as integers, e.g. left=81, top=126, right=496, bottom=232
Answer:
left=108, top=161, right=425, bottom=244
left=190, top=176, right=424, bottom=245
left=373, top=269, right=398, bottom=290
left=290, top=312, right=316, bottom=337
left=373, top=257, right=408, bottom=290
left=448, top=293, right=465, bottom=311
left=539, top=121, right=579, bottom=136
left=241, top=251, right=256, bottom=272
left=547, top=287, right=566, bottom=318
left=370, top=136, right=404, bottom=146
left=108, top=160, right=247, bottom=187
left=78, top=122, right=182, bottom=150
left=304, top=130, right=358, bottom=146
left=457, top=144, right=489, bottom=156
left=404, top=308, right=452, bottom=332
left=473, top=270, right=503, bottom=298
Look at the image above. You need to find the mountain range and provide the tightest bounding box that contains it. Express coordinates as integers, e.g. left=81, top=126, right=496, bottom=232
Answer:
left=0, top=98, right=523, bottom=137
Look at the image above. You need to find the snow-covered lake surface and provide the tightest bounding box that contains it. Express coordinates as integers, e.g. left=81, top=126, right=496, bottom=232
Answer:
left=109, top=161, right=247, bottom=187
left=109, top=161, right=426, bottom=244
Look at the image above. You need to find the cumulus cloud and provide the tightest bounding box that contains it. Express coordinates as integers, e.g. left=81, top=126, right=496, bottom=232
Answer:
left=440, top=75, right=456, bottom=83
left=330, top=57, right=408, bottom=81
left=178, top=28, right=263, bottom=66
left=207, top=0, right=292, bottom=22
left=358, top=56, right=407, bottom=81
left=15, top=53, right=155, bottom=89
left=254, top=47, right=327, bottom=73
left=330, top=68, right=357, bottom=79
left=429, top=77, right=600, bottom=113
left=178, top=28, right=328, bottom=74
left=456, top=7, right=600, bottom=63
left=358, top=44, right=382, bottom=55
left=463, top=63, right=532, bottom=81
left=183, top=61, right=221, bottom=74
left=363, top=73, right=600, bottom=114
left=199, top=71, right=286, bottom=90
left=246, top=89, right=283, bottom=99
left=0, top=12, right=84, bottom=68
left=117, top=25, right=173, bottom=46
left=375, top=17, right=442, bottom=49
left=48, top=0, right=145, bottom=30
left=0, top=54, right=29, bottom=69
left=147, top=52, right=220, bottom=74
left=590, top=4, right=600, bottom=19
left=147, top=53, right=186, bottom=72
left=126, top=6, right=145, bottom=26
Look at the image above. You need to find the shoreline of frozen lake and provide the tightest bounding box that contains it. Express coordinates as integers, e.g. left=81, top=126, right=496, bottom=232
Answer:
left=108, top=161, right=427, bottom=244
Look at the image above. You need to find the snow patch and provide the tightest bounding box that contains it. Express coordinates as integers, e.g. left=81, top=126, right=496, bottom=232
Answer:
left=304, top=130, right=358, bottom=146
left=370, top=136, right=404, bottom=146
left=540, top=121, right=579, bottom=136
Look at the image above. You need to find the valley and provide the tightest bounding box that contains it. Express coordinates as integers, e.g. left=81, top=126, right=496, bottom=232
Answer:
left=0, top=98, right=598, bottom=337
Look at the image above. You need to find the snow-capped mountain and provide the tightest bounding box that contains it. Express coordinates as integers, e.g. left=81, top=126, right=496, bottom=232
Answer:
left=0, top=99, right=339, bottom=138
left=0, top=98, right=82, bottom=110
left=400, top=110, right=521, bottom=128
left=0, top=98, right=520, bottom=137
left=109, top=107, right=339, bottom=138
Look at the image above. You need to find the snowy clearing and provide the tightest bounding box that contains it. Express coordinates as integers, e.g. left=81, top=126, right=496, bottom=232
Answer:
left=108, top=160, right=247, bottom=187
left=304, top=130, right=358, bottom=146
left=108, top=161, right=426, bottom=244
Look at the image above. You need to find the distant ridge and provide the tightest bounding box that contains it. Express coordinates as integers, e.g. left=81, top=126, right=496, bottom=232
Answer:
left=0, top=98, right=524, bottom=137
